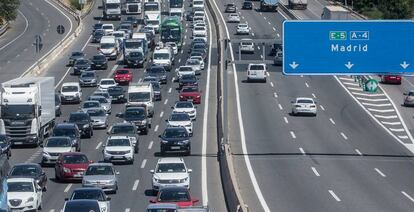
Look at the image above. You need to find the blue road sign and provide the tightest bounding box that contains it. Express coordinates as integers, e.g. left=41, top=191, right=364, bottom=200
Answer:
left=283, top=20, right=414, bottom=75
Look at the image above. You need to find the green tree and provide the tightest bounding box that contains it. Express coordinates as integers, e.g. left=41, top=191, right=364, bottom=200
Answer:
left=379, top=0, right=412, bottom=19
left=0, top=0, right=20, bottom=22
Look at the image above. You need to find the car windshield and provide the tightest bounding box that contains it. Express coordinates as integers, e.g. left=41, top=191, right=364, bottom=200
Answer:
left=116, top=69, right=130, bottom=74
left=409, top=92, right=414, bottom=96
left=53, top=128, right=76, bottom=138
left=170, top=113, right=190, bottom=121
left=182, top=87, right=198, bottom=92
left=83, top=102, right=100, bottom=108
left=71, top=190, right=105, bottom=201
left=148, top=67, right=165, bottom=74
left=129, top=92, right=150, bottom=102
left=297, top=99, right=314, bottom=104
left=239, top=24, right=248, bottom=28
left=125, top=109, right=145, bottom=118
left=181, top=75, right=196, bottom=80
left=72, top=52, right=83, bottom=57
left=10, top=166, right=40, bottom=177
left=76, top=60, right=88, bottom=65
left=7, top=182, right=34, bottom=192
left=111, top=125, right=135, bottom=134
left=249, top=65, right=265, bottom=70
left=101, top=43, right=114, bottom=49
left=81, top=72, right=95, bottom=78
left=90, top=97, right=108, bottom=104
left=87, top=109, right=106, bottom=117
left=64, top=202, right=100, bottom=212
left=179, top=67, right=193, bottom=72
left=108, top=86, right=123, bottom=93
left=156, top=163, right=186, bottom=173
left=46, top=138, right=72, bottom=147
left=163, top=128, right=188, bottom=138
left=129, top=52, right=143, bottom=57
left=194, top=27, right=205, bottom=31
left=107, top=139, right=130, bottom=146
left=85, top=166, right=114, bottom=175
left=144, top=3, right=159, bottom=11
left=176, top=102, right=193, bottom=108
left=69, top=113, right=88, bottom=122
left=63, top=155, right=88, bottom=164
left=120, top=25, right=130, bottom=30
left=62, top=86, right=78, bottom=92
left=154, top=53, right=170, bottom=60
left=159, top=190, right=190, bottom=202
left=101, top=80, right=115, bottom=85
left=186, top=60, right=199, bottom=65
left=93, top=55, right=105, bottom=61
left=102, top=25, right=113, bottom=29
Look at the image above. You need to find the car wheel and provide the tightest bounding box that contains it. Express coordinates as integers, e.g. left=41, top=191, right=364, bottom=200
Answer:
left=86, top=130, right=92, bottom=138
left=55, top=172, right=60, bottom=181
left=142, top=128, right=148, bottom=135
left=134, top=146, right=139, bottom=154
left=38, top=201, right=42, bottom=210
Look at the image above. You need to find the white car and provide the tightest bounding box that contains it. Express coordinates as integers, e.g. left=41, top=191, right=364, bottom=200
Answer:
left=247, top=63, right=267, bottom=82
left=60, top=82, right=82, bottom=103
left=227, top=13, right=240, bottom=23
left=166, top=42, right=178, bottom=55
left=102, top=24, right=114, bottom=35
left=7, top=178, right=43, bottom=211
left=172, top=101, right=197, bottom=121
left=176, top=66, right=196, bottom=80
left=185, top=59, right=202, bottom=75
left=42, top=136, right=76, bottom=165
left=240, top=38, right=254, bottom=53
left=291, top=97, right=317, bottom=116
left=193, top=34, right=208, bottom=42
left=103, top=136, right=135, bottom=164
left=193, top=26, right=207, bottom=37
left=190, top=55, right=205, bottom=70
left=236, top=23, right=250, bottom=35
left=167, top=112, right=193, bottom=136
left=98, top=78, right=118, bottom=90
left=150, top=157, right=192, bottom=191
left=194, top=22, right=207, bottom=29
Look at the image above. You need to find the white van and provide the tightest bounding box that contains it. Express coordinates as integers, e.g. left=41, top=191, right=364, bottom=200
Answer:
left=127, top=82, right=155, bottom=116
left=99, top=36, right=119, bottom=60
left=246, top=63, right=267, bottom=82
left=153, top=47, right=174, bottom=71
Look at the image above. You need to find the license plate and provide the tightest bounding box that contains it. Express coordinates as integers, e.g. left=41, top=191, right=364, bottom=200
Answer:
left=187, top=99, right=193, bottom=102
left=171, top=146, right=180, bottom=150
left=14, top=142, right=23, bottom=145
left=114, top=156, right=123, bottom=159
left=95, top=64, right=101, bottom=67
left=74, top=173, right=82, bottom=177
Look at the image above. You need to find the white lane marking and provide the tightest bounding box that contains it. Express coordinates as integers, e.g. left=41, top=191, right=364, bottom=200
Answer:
left=355, top=149, right=362, bottom=156
left=356, top=97, right=388, bottom=102
left=184, top=35, right=187, bottom=40
left=347, top=87, right=362, bottom=91
left=266, top=72, right=270, bottom=77
left=132, top=180, right=140, bottom=191
left=329, top=118, right=335, bottom=125
left=342, top=82, right=360, bottom=86
left=95, top=142, right=102, bottom=149
left=141, top=159, right=147, bottom=168
left=160, top=111, right=164, bottom=117
left=339, top=77, right=355, bottom=81
left=276, top=33, right=280, bottom=37
left=402, top=191, right=414, bottom=202
left=64, top=184, right=72, bottom=192
left=312, top=93, right=316, bottom=98
left=299, top=147, right=305, bottom=155
left=16, top=54, right=20, bottom=58
left=311, top=167, right=320, bottom=176
left=283, top=117, right=288, bottom=124
left=178, top=58, right=181, bottom=63
left=263, top=16, right=266, bottom=20
left=125, top=208, right=131, bottom=212
left=389, top=128, right=405, bottom=132
left=274, top=92, right=278, bottom=98
left=251, top=32, right=255, bottom=37
left=168, top=88, right=172, bottom=93
left=374, top=115, right=398, bottom=119
left=181, top=49, right=184, bottom=54
left=352, top=92, right=385, bottom=97
left=211, top=0, right=269, bottom=210
left=260, top=55, right=263, bottom=59
left=398, top=135, right=409, bottom=139
left=362, top=102, right=392, bottom=107
left=340, top=132, right=348, bottom=140
left=367, top=108, right=395, bottom=113
left=257, top=46, right=260, bottom=50
left=278, top=104, right=283, bottom=110
left=374, top=168, right=386, bottom=177
left=164, top=99, right=169, bottom=104
left=49, top=210, right=55, bottom=212
left=272, top=27, right=276, bottom=31
left=320, top=105, right=325, bottom=111
left=148, top=141, right=153, bottom=149
left=270, top=82, right=274, bottom=87
left=290, top=131, right=296, bottom=139
left=154, top=125, right=159, bottom=132
left=0, top=10, right=28, bottom=51
left=305, top=82, right=309, bottom=88
left=329, top=190, right=341, bottom=202
left=267, top=21, right=271, bottom=25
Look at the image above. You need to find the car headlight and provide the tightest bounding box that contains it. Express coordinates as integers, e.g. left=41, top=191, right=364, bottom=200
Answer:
left=26, top=197, right=34, bottom=203
left=75, top=93, right=80, bottom=97
left=180, top=177, right=188, bottom=183
left=91, top=79, right=97, bottom=82
left=180, top=140, right=190, bottom=144
left=161, top=139, right=169, bottom=144
left=42, top=151, right=50, bottom=156
left=153, top=177, right=159, bottom=182
left=63, top=167, right=71, bottom=173
left=83, top=124, right=90, bottom=128
left=125, top=150, right=131, bottom=154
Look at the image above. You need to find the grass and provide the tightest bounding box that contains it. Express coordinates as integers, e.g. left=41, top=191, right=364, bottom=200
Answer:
left=359, top=7, right=384, bottom=19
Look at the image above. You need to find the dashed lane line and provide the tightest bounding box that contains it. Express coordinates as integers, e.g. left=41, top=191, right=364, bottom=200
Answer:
left=164, top=99, right=169, bottom=104
left=168, top=88, right=172, bottom=93
left=339, top=77, right=355, bottom=81
left=374, top=168, right=386, bottom=177
left=355, top=149, right=363, bottom=156
left=274, top=92, right=278, bottom=98
left=342, top=82, right=360, bottom=86
left=132, top=180, right=140, bottom=191
left=148, top=141, right=153, bottom=149
left=299, top=147, right=305, bottom=155
left=141, top=159, right=147, bottom=169
left=95, top=142, right=102, bottom=149
left=305, top=82, right=309, bottom=88
left=283, top=117, right=288, bottom=124
left=340, top=132, right=348, bottom=140
left=329, top=118, right=335, bottom=125
left=160, top=111, right=164, bottom=117
left=402, top=191, right=414, bottom=202
left=311, top=167, right=320, bottom=176
left=290, top=131, right=296, bottom=139
left=399, top=135, right=409, bottom=139
left=270, top=82, right=274, bottom=87
left=347, top=87, right=362, bottom=91
left=154, top=125, right=159, bottom=132
left=125, top=208, right=131, bottom=212
left=278, top=104, right=283, bottom=110
left=320, top=105, right=325, bottom=111
left=312, top=93, right=316, bottom=98
left=64, top=184, right=72, bottom=193
left=329, top=190, right=341, bottom=202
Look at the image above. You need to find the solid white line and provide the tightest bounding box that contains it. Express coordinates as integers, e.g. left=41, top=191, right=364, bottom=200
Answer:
left=342, top=82, right=360, bottom=86
left=95, top=142, right=102, bottom=150
left=268, top=21, right=271, bottom=25
left=374, top=115, right=398, bottom=119
left=283, top=117, right=288, bottom=124
left=178, top=58, right=181, bottom=63
left=305, top=82, right=309, bottom=88
left=402, top=191, right=414, bottom=202
left=0, top=10, right=28, bottom=51
left=367, top=108, right=395, bottom=113
left=374, top=168, right=386, bottom=177
left=312, top=93, right=316, bottom=98
left=168, top=88, right=172, bottom=93
left=290, top=131, right=296, bottom=139
left=148, top=141, right=153, bottom=149
left=320, top=105, right=325, bottom=111
left=278, top=104, right=283, bottom=110
left=160, top=111, right=164, bottom=117
left=355, top=149, right=362, bottom=156
left=270, top=82, right=274, bottom=87
left=329, top=118, right=335, bottom=125
left=211, top=0, right=270, bottom=209
left=311, top=167, right=320, bottom=176
left=172, top=77, right=175, bottom=82
left=352, top=92, right=386, bottom=97
left=362, top=102, right=392, bottom=107
left=164, top=99, right=168, bottom=104
left=299, top=147, right=305, bottom=154
left=339, top=77, right=355, bottom=81
left=356, top=97, right=388, bottom=102
left=154, top=125, right=159, bottom=132
left=64, top=184, right=72, bottom=193
left=329, top=190, right=341, bottom=202
left=389, top=128, right=405, bottom=132
left=132, top=180, right=140, bottom=191
left=49, top=210, right=55, bottom=212
left=140, top=159, right=147, bottom=168
left=340, top=132, right=348, bottom=140
left=257, top=46, right=261, bottom=50
left=347, top=87, right=362, bottom=91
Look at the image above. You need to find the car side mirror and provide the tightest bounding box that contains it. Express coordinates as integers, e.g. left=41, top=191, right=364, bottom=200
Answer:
left=403, top=92, right=408, bottom=95
left=64, top=198, right=69, bottom=201
left=150, top=170, right=154, bottom=174
left=171, top=106, right=174, bottom=109
left=115, top=171, right=120, bottom=175
left=89, top=160, right=94, bottom=163
left=165, top=119, right=168, bottom=122
left=106, top=197, right=111, bottom=201
left=188, top=169, right=192, bottom=173
left=149, top=199, right=156, bottom=203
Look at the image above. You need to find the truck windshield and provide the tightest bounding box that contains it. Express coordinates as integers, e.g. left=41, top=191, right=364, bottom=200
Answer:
left=106, top=3, right=120, bottom=9
left=124, top=41, right=141, bottom=49
left=1, top=105, right=35, bottom=119
left=144, top=4, right=159, bottom=11
left=129, top=92, right=150, bottom=102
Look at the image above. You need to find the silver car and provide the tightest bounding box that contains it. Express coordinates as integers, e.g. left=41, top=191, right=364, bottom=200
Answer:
left=89, top=95, right=112, bottom=114
left=85, top=108, right=108, bottom=129
left=403, top=90, right=414, bottom=106
left=81, top=101, right=101, bottom=113
left=82, top=163, right=119, bottom=194
left=93, top=90, right=113, bottom=103
left=79, top=71, right=98, bottom=87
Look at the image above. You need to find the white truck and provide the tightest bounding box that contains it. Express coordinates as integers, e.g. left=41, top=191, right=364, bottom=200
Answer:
left=288, top=0, right=307, bottom=10
left=125, top=0, right=141, bottom=14
left=0, top=77, right=55, bottom=146
left=102, top=0, right=121, bottom=20
left=321, top=5, right=350, bottom=20
left=153, top=46, right=174, bottom=71
left=144, top=2, right=161, bottom=33
left=127, top=82, right=154, bottom=117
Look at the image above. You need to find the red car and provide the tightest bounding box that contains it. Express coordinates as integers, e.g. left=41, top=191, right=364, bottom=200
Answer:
left=179, top=86, right=202, bottom=104
left=381, top=75, right=401, bottom=84
left=150, top=187, right=199, bottom=207
left=55, top=152, right=92, bottom=182
left=113, top=69, right=133, bottom=84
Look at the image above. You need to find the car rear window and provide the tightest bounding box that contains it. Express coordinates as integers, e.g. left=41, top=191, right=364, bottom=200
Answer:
left=249, top=65, right=265, bottom=70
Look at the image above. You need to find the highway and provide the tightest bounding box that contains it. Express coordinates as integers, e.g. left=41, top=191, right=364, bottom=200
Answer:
left=6, top=0, right=226, bottom=211
left=209, top=0, right=414, bottom=211
left=0, top=0, right=76, bottom=81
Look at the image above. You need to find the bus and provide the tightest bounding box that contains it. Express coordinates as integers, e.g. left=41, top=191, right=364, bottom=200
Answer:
left=169, top=0, right=184, bottom=9
left=160, top=17, right=183, bottom=49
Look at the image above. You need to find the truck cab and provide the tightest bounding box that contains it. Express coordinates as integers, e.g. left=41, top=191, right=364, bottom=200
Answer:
left=125, top=0, right=142, bottom=14
left=152, top=46, right=174, bottom=71
left=102, top=0, right=121, bottom=20
left=144, top=2, right=161, bottom=33
left=127, top=82, right=155, bottom=117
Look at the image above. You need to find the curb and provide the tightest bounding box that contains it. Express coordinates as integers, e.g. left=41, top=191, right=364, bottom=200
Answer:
left=0, top=22, right=9, bottom=37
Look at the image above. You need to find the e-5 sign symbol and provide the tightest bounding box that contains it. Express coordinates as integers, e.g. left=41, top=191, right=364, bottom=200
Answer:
left=329, top=31, right=347, bottom=40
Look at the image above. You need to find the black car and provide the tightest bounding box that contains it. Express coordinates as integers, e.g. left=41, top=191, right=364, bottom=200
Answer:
left=125, top=16, right=139, bottom=27
left=0, top=135, right=11, bottom=159
left=124, top=51, right=145, bottom=68
left=116, top=107, right=151, bottom=135
left=63, top=200, right=101, bottom=212
left=92, top=23, right=103, bottom=32
left=185, top=11, right=194, bottom=21
left=73, top=59, right=91, bottom=75
left=107, top=86, right=126, bottom=103
left=55, top=93, right=62, bottom=117
left=68, top=112, right=93, bottom=138
left=52, top=123, right=81, bottom=151
left=242, top=1, right=253, bottom=9
left=91, top=29, right=104, bottom=43
left=8, top=163, right=47, bottom=191
left=159, top=126, right=191, bottom=155
left=118, top=23, right=133, bottom=37
left=179, top=75, right=198, bottom=88
left=90, top=54, right=108, bottom=70
left=147, top=65, right=167, bottom=84
left=66, top=187, right=111, bottom=202
left=225, top=3, right=237, bottom=13
left=107, top=122, right=139, bottom=153
left=68, top=51, right=85, bottom=66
